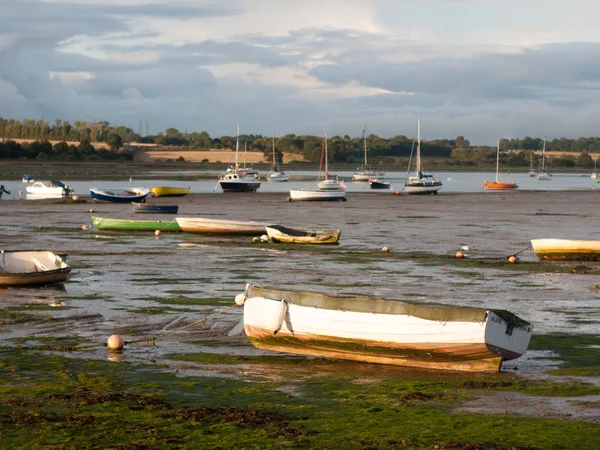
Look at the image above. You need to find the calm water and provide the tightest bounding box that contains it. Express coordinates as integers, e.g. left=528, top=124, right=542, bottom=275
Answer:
left=11, top=169, right=600, bottom=199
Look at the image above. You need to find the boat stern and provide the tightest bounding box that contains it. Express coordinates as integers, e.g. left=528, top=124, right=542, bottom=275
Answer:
left=484, top=310, right=533, bottom=361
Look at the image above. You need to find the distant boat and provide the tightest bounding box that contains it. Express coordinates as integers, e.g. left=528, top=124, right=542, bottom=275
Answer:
left=90, top=187, right=151, bottom=203
left=219, top=126, right=261, bottom=192
left=528, top=151, right=536, bottom=177
left=591, top=153, right=598, bottom=180
left=531, top=238, right=600, bottom=261
left=536, top=138, right=552, bottom=180
left=317, top=129, right=343, bottom=191
left=267, top=132, right=289, bottom=182
left=151, top=186, right=190, bottom=197
left=0, top=250, right=71, bottom=286
left=353, top=127, right=384, bottom=182
left=266, top=225, right=341, bottom=245
left=22, top=174, right=35, bottom=183
left=26, top=180, right=72, bottom=196
left=369, top=178, right=391, bottom=190
left=404, top=114, right=443, bottom=195
left=92, top=216, right=181, bottom=232
left=238, top=284, right=533, bottom=373
left=175, top=217, right=267, bottom=235
left=132, top=203, right=179, bottom=214
left=482, top=140, right=518, bottom=190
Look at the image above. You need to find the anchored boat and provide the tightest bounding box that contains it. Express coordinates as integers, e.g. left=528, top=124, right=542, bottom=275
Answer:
left=531, top=238, right=600, bottom=261
left=266, top=225, right=341, bottom=245
left=0, top=250, right=71, bottom=286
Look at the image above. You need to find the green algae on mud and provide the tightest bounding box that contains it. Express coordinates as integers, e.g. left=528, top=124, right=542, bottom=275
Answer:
left=528, top=333, right=600, bottom=377
left=1, top=349, right=599, bottom=449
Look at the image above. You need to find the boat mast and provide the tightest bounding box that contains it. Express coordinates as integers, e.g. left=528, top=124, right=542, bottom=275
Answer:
left=364, top=127, right=368, bottom=169
left=235, top=124, right=239, bottom=171
left=416, top=114, right=421, bottom=176
left=496, top=139, right=500, bottom=182
left=324, top=128, right=329, bottom=176
left=272, top=132, right=275, bottom=171
left=244, top=141, right=247, bottom=170
left=542, top=138, right=546, bottom=172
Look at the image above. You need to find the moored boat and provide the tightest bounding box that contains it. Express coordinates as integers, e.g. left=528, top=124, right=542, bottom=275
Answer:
left=22, top=174, right=35, bottom=183
left=369, top=178, right=391, bottom=189
left=90, top=187, right=151, bottom=203
left=530, top=238, right=600, bottom=261
left=353, top=127, right=384, bottom=181
left=237, top=284, right=533, bottom=373
left=266, top=225, right=341, bottom=245
left=0, top=250, right=71, bottom=286
left=151, top=186, right=190, bottom=197
left=404, top=114, right=442, bottom=195
left=175, top=217, right=267, bottom=235
left=26, top=180, right=72, bottom=196
left=219, top=126, right=261, bottom=192
left=132, top=203, right=179, bottom=214
left=289, top=189, right=346, bottom=201
left=92, top=216, right=182, bottom=232
left=536, top=139, right=552, bottom=180
left=482, top=140, right=518, bottom=190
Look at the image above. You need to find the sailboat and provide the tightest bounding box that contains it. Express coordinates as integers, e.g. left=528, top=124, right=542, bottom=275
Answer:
left=536, top=138, right=551, bottom=181
left=528, top=151, right=536, bottom=177
left=404, top=114, right=443, bottom=195
left=482, top=140, right=518, bottom=190
left=591, top=152, right=597, bottom=180
left=353, top=127, right=384, bottom=182
left=267, top=132, right=289, bottom=182
left=218, top=125, right=261, bottom=192
left=289, top=129, right=346, bottom=201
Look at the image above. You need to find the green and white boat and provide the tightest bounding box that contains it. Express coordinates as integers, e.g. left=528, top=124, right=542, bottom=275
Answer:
left=92, top=216, right=182, bottom=232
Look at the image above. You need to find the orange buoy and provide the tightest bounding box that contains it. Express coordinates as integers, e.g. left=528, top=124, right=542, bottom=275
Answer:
left=455, top=251, right=464, bottom=259
left=508, top=255, right=518, bottom=263
left=89, top=208, right=95, bottom=213
left=81, top=224, right=88, bottom=230
left=155, top=229, right=161, bottom=236
left=395, top=190, right=401, bottom=195
left=107, top=334, right=125, bottom=350
left=382, top=246, right=390, bottom=253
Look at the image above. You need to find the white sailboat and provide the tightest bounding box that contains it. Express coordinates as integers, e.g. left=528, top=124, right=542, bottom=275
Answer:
left=353, top=127, right=384, bottom=182
left=267, top=132, right=289, bottom=182
left=536, top=138, right=551, bottom=181
left=289, top=129, right=346, bottom=201
left=528, top=151, right=536, bottom=177
left=404, top=114, right=443, bottom=195
left=591, top=152, right=597, bottom=180
left=218, top=125, right=261, bottom=192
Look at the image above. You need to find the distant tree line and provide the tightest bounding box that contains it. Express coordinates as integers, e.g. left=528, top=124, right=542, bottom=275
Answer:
left=1, top=117, right=599, bottom=167
left=0, top=139, right=134, bottom=162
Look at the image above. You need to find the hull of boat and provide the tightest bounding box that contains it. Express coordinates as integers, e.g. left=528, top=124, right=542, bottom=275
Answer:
left=483, top=181, right=518, bottom=190
left=0, top=250, right=71, bottom=286
left=268, top=171, right=290, bottom=182
left=92, top=216, right=182, bottom=232
left=404, top=182, right=443, bottom=195
left=531, top=238, right=600, bottom=261
left=132, top=203, right=179, bottom=214
left=536, top=172, right=552, bottom=180
left=25, top=186, right=67, bottom=195
left=219, top=181, right=261, bottom=192
left=90, top=188, right=151, bottom=203
left=240, top=285, right=533, bottom=372
left=369, top=180, right=390, bottom=189
left=151, top=186, right=190, bottom=197
left=289, top=189, right=346, bottom=201
left=266, top=226, right=341, bottom=245
left=175, top=217, right=267, bottom=235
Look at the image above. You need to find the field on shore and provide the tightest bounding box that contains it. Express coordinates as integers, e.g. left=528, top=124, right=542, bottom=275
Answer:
left=135, top=149, right=307, bottom=163
left=1, top=186, right=599, bottom=448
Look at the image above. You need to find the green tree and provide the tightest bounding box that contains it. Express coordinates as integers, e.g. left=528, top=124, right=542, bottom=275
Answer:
left=107, top=133, right=123, bottom=151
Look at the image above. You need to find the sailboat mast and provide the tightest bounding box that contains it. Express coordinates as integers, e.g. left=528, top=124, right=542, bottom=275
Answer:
left=496, top=139, right=500, bottom=182
left=542, top=138, right=546, bottom=171
left=244, top=141, right=247, bottom=169
left=416, top=114, right=421, bottom=176
left=235, top=124, right=239, bottom=171
left=324, top=129, right=328, bottom=175
left=364, top=127, right=367, bottom=168
left=272, top=132, right=275, bottom=170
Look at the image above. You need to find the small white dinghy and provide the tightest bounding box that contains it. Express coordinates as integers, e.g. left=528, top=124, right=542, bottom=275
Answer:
left=236, top=284, right=533, bottom=373
left=0, top=250, right=71, bottom=286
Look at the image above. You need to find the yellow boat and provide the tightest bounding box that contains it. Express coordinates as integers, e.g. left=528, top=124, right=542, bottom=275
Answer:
left=266, top=225, right=341, bottom=245
left=151, top=186, right=190, bottom=197
left=531, top=239, right=600, bottom=261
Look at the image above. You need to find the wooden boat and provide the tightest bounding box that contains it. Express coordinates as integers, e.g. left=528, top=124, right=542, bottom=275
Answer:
left=369, top=178, right=391, bottom=189
left=404, top=115, right=443, bottom=195
left=219, top=126, right=261, bottom=192
left=266, top=225, right=341, bottom=245
left=0, top=250, right=71, bottom=286
left=151, top=186, right=190, bottom=197
left=92, top=216, right=182, bottom=232
left=530, top=238, right=600, bottom=261
left=289, top=189, right=346, bottom=201
left=132, top=202, right=179, bottom=214
left=26, top=180, right=72, bottom=196
left=175, top=217, right=267, bottom=235
left=238, top=284, right=533, bottom=373
left=482, top=140, right=518, bottom=190
left=353, top=127, right=384, bottom=181
left=90, top=187, right=151, bottom=203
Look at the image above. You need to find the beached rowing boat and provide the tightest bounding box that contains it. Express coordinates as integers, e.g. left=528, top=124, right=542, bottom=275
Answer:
left=92, top=216, right=182, bottom=232
left=132, top=203, right=179, bottom=214
left=175, top=217, right=267, bottom=235
left=0, top=250, right=71, bottom=286
left=237, top=284, right=533, bottom=372
left=151, top=186, right=190, bottom=197
left=530, top=238, right=600, bottom=261
left=266, top=225, right=341, bottom=245
left=90, top=188, right=151, bottom=203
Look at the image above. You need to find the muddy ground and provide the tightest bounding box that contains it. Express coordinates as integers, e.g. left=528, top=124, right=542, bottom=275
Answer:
left=1, top=189, right=599, bottom=430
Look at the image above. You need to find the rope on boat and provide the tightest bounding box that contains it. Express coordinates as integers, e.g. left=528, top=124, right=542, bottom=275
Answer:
left=507, top=244, right=532, bottom=259
left=0, top=304, right=240, bottom=353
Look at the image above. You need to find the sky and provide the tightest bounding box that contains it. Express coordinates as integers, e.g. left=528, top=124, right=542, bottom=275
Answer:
left=1, top=0, right=600, bottom=144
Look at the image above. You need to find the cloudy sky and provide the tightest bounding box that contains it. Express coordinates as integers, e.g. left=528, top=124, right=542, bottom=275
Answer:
left=1, top=0, right=599, bottom=144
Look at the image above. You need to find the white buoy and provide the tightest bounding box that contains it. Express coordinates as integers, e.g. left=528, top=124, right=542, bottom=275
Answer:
left=382, top=246, right=390, bottom=253
left=252, top=237, right=260, bottom=243
left=89, top=208, right=95, bottom=213
left=107, top=334, right=125, bottom=350
left=155, top=229, right=161, bottom=236
left=260, top=234, right=269, bottom=243
left=72, top=195, right=79, bottom=201
left=455, top=251, right=464, bottom=259
left=235, top=293, right=247, bottom=306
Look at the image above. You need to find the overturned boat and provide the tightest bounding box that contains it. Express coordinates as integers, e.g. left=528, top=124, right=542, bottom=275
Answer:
left=0, top=250, right=72, bottom=286
left=237, top=284, right=533, bottom=373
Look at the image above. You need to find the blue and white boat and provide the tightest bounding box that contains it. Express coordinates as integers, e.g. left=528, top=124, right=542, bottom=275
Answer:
left=90, top=187, right=151, bottom=203
left=22, top=174, right=35, bottom=183
left=132, top=202, right=179, bottom=214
